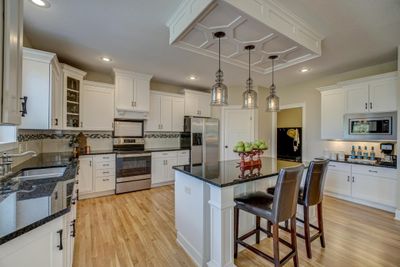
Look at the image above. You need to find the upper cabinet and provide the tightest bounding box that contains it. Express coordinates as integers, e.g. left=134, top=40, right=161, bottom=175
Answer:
left=1, top=0, right=24, bottom=125
left=320, top=87, right=346, bottom=140
left=113, top=68, right=152, bottom=120
left=82, top=81, right=114, bottom=131
left=20, top=48, right=62, bottom=130
left=146, top=91, right=184, bottom=132
left=183, top=89, right=211, bottom=117
left=343, top=74, right=397, bottom=114
left=62, top=64, right=87, bottom=130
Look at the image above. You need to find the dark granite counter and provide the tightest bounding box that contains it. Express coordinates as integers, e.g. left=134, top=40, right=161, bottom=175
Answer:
left=0, top=153, right=78, bottom=245
left=145, top=147, right=189, bottom=152
left=173, top=157, right=308, bottom=188
left=327, top=158, right=397, bottom=169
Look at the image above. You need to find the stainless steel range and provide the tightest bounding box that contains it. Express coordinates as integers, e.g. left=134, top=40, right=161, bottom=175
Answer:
left=113, top=120, right=151, bottom=194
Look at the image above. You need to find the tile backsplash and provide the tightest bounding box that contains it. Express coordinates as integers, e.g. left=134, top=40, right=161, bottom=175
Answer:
left=144, top=132, right=181, bottom=149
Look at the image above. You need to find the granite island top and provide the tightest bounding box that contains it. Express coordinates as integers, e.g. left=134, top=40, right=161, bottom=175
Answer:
left=0, top=153, right=78, bottom=245
left=173, top=157, right=308, bottom=188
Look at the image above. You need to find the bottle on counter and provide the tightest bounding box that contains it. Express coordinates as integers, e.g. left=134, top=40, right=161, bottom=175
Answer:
left=370, top=146, right=375, bottom=160
left=363, top=146, right=369, bottom=159
left=357, top=146, right=363, bottom=159
left=350, top=146, right=356, bottom=159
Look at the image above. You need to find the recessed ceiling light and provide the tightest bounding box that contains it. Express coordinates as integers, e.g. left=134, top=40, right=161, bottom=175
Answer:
left=300, top=67, right=310, bottom=73
left=187, top=75, right=198, bottom=81
left=100, top=57, right=112, bottom=62
left=29, top=0, right=51, bottom=8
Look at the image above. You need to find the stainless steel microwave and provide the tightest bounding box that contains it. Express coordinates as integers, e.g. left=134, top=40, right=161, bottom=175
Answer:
left=344, top=112, right=397, bottom=141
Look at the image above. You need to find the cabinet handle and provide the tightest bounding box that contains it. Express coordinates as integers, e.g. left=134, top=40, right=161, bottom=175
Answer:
left=328, top=164, right=336, bottom=167
left=57, top=229, right=63, bottom=250
left=20, top=96, right=28, bottom=117
left=347, top=176, right=350, bottom=182
left=368, top=170, right=378, bottom=173
left=71, top=220, right=76, bottom=237
left=54, top=191, right=58, bottom=200
left=370, top=102, right=372, bottom=110
left=103, top=164, right=110, bottom=167
left=102, top=178, right=110, bottom=181
left=352, top=176, right=355, bottom=182
left=365, top=102, right=368, bottom=110
left=89, top=161, right=92, bottom=167
left=103, top=171, right=110, bottom=175
left=55, top=118, right=59, bottom=126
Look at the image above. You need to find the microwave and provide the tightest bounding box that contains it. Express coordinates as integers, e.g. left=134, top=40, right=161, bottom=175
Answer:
left=344, top=112, right=397, bottom=141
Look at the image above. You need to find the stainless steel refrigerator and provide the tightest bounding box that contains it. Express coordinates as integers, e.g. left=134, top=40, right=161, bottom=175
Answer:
left=182, top=117, right=219, bottom=164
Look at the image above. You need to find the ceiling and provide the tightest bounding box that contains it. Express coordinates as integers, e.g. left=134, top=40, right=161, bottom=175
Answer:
left=24, top=0, right=400, bottom=90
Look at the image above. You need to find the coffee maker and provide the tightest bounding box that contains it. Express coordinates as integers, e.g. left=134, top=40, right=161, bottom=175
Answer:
left=380, top=143, right=396, bottom=165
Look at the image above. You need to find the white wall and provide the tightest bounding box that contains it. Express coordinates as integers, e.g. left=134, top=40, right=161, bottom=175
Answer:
left=396, top=46, right=400, bottom=218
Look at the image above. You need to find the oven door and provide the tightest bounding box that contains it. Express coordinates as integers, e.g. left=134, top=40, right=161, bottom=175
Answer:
left=116, top=153, right=151, bottom=180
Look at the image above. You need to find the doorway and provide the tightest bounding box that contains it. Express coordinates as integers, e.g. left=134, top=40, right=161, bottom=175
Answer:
left=276, top=106, right=303, bottom=162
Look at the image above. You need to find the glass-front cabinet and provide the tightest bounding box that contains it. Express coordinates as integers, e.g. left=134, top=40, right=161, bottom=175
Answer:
left=62, top=64, right=87, bottom=129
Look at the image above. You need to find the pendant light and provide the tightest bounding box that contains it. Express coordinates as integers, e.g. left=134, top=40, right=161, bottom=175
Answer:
left=242, top=45, right=258, bottom=109
left=266, top=55, right=279, bottom=112
left=210, top=31, right=228, bottom=106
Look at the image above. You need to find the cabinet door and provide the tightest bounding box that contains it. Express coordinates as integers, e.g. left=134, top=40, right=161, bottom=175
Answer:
left=324, top=170, right=351, bottom=197
left=351, top=174, right=397, bottom=207
left=64, top=75, right=83, bottom=129
left=151, top=158, right=165, bottom=185
left=172, top=97, right=185, bottom=132
left=50, top=62, right=63, bottom=129
left=1, top=0, right=23, bottom=125
left=166, top=157, right=178, bottom=182
left=184, top=92, right=199, bottom=116
left=115, top=75, right=134, bottom=111
left=78, top=157, right=93, bottom=194
left=160, top=96, right=172, bottom=131
left=146, top=93, right=161, bottom=131
left=20, top=58, right=50, bottom=129
left=82, top=82, right=114, bottom=131
left=369, top=77, right=397, bottom=112
left=133, top=78, right=150, bottom=112
left=198, top=93, right=211, bottom=117
left=345, top=83, right=369, bottom=113
left=321, top=89, right=345, bottom=139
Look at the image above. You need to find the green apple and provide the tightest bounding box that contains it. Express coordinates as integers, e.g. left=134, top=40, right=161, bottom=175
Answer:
left=237, top=146, right=244, bottom=153
left=236, top=141, right=244, bottom=147
left=245, top=146, right=252, bottom=153
left=259, top=144, right=267, bottom=150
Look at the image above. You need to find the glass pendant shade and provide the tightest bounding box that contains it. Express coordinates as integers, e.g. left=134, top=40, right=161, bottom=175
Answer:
left=242, top=45, right=257, bottom=109
left=211, top=32, right=228, bottom=106
left=266, top=55, right=279, bottom=112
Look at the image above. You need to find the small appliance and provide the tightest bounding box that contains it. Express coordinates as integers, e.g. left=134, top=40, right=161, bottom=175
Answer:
left=380, top=143, right=396, bottom=164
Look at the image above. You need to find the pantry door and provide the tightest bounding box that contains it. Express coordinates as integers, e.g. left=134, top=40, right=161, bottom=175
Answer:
left=222, top=107, right=256, bottom=161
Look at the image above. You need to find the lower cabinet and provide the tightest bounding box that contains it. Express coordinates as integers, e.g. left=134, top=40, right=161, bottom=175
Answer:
left=324, top=162, right=397, bottom=210
left=78, top=154, right=116, bottom=199
left=151, top=150, right=189, bottom=186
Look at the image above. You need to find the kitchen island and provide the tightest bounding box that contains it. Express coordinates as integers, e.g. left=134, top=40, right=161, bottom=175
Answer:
left=173, top=157, right=308, bottom=267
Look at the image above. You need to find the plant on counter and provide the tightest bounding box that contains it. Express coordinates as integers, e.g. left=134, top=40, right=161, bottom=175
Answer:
left=233, top=139, right=268, bottom=153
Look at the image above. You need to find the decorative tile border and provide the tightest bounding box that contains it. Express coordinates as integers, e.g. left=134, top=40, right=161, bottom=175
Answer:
left=144, top=132, right=181, bottom=138
left=17, top=130, right=112, bottom=142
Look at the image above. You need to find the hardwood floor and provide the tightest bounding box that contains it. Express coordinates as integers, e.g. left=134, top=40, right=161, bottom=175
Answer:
left=73, top=185, right=400, bottom=267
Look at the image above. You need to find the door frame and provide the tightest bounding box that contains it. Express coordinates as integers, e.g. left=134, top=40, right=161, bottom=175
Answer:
left=220, top=105, right=258, bottom=161
left=271, top=102, right=306, bottom=160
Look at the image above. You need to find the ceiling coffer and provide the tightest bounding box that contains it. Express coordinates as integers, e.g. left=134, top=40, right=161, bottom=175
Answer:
left=167, top=0, right=324, bottom=74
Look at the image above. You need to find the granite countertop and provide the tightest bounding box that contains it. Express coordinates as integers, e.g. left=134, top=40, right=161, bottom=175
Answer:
left=145, top=147, right=190, bottom=152
left=325, top=157, right=397, bottom=169
left=0, top=153, right=78, bottom=245
left=77, top=147, right=190, bottom=156
left=173, top=157, right=308, bottom=188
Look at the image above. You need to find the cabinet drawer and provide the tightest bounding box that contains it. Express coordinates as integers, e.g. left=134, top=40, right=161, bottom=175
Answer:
left=178, top=156, right=190, bottom=165
left=152, top=151, right=178, bottom=159
left=351, top=165, right=397, bottom=179
left=94, top=161, right=115, bottom=170
left=94, top=176, right=115, bottom=192
left=178, top=150, right=189, bottom=156
left=93, top=154, right=115, bottom=163
left=327, top=162, right=351, bottom=172
left=94, top=168, right=115, bottom=178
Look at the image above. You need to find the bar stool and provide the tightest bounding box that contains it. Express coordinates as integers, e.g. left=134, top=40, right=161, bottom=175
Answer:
left=267, top=160, right=329, bottom=259
left=234, top=164, right=304, bottom=267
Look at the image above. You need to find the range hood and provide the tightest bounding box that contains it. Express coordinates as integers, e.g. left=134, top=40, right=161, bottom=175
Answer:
left=167, top=0, right=324, bottom=74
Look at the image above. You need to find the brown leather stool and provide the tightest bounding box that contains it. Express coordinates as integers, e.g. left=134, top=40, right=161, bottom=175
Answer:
left=267, top=160, right=329, bottom=259
left=234, top=164, right=304, bottom=267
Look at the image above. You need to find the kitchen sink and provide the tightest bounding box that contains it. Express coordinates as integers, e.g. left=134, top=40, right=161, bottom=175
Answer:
left=16, top=167, right=67, bottom=181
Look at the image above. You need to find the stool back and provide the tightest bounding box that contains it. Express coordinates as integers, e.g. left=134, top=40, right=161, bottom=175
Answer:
left=302, top=159, right=329, bottom=207
left=271, top=164, right=304, bottom=224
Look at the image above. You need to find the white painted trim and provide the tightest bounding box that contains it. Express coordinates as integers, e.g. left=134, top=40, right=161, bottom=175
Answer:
left=183, top=88, right=210, bottom=96
left=113, top=68, right=153, bottom=80
left=61, top=63, right=87, bottom=77
left=395, top=209, right=400, bottom=220
left=177, top=232, right=204, bottom=267
left=271, top=102, right=306, bottom=160
left=79, top=189, right=115, bottom=200
left=337, top=71, right=398, bottom=86
left=220, top=105, right=257, bottom=161
left=23, top=47, right=56, bottom=63
left=83, top=80, right=114, bottom=89
left=150, top=90, right=184, bottom=98
left=151, top=180, right=174, bottom=188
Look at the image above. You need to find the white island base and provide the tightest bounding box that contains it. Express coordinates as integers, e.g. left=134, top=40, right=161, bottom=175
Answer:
left=175, top=171, right=315, bottom=267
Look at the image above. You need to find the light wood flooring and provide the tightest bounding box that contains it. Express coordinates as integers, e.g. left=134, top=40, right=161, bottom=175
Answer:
left=73, top=185, right=400, bottom=267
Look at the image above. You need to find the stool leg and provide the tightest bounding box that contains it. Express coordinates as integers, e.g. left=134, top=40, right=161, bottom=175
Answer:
left=267, top=220, right=272, bottom=237
left=234, top=207, right=239, bottom=258
left=303, top=206, right=312, bottom=259
left=317, top=203, right=326, bottom=248
left=272, top=223, right=280, bottom=267
left=256, top=216, right=260, bottom=244
left=284, top=220, right=289, bottom=230
left=290, top=216, right=299, bottom=267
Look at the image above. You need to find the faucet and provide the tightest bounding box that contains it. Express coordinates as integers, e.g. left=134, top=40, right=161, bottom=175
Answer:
left=0, top=151, right=37, bottom=178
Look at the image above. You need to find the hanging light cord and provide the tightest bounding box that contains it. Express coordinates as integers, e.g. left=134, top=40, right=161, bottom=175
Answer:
left=248, top=48, right=251, bottom=82
left=218, top=37, right=221, bottom=71
left=271, top=58, right=275, bottom=86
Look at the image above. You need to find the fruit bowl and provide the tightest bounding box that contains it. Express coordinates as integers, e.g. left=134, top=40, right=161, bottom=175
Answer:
left=233, top=140, right=268, bottom=173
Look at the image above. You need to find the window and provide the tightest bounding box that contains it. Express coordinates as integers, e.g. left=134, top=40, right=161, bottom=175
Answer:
left=0, top=125, right=17, bottom=151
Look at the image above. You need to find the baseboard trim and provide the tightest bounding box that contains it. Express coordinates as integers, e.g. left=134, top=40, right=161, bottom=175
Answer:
left=151, top=181, right=174, bottom=188
left=177, top=232, right=203, bottom=267
left=79, top=189, right=115, bottom=200
left=395, top=209, right=400, bottom=221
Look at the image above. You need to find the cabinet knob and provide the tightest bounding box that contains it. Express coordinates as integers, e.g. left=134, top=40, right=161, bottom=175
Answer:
left=370, top=102, right=373, bottom=110
left=20, top=96, right=28, bottom=117
left=365, top=102, right=368, bottom=110
left=55, top=118, right=58, bottom=126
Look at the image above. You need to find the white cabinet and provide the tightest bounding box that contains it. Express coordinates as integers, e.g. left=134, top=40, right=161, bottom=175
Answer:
left=320, top=87, right=346, bottom=139
left=78, top=154, right=115, bottom=199
left=1, top=0, right=24, bottom=125
left=20, top=48, right=62, bottom=129
left=146, top=91, right=184, bottom=132
left=113, top=68, right=153, bottom=119
left=0, top=216, right=65, bottom=267
left=324, top=163, right=397, bottom=211
left=151, top=150, right=189, bottom=186
left=184, top=89, right=211, bottom=117
left=62, top=64, right=86, bottom=129
left=343, top=74, right=397, bottom=113
left=82, top=81, right=114, bottom=131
